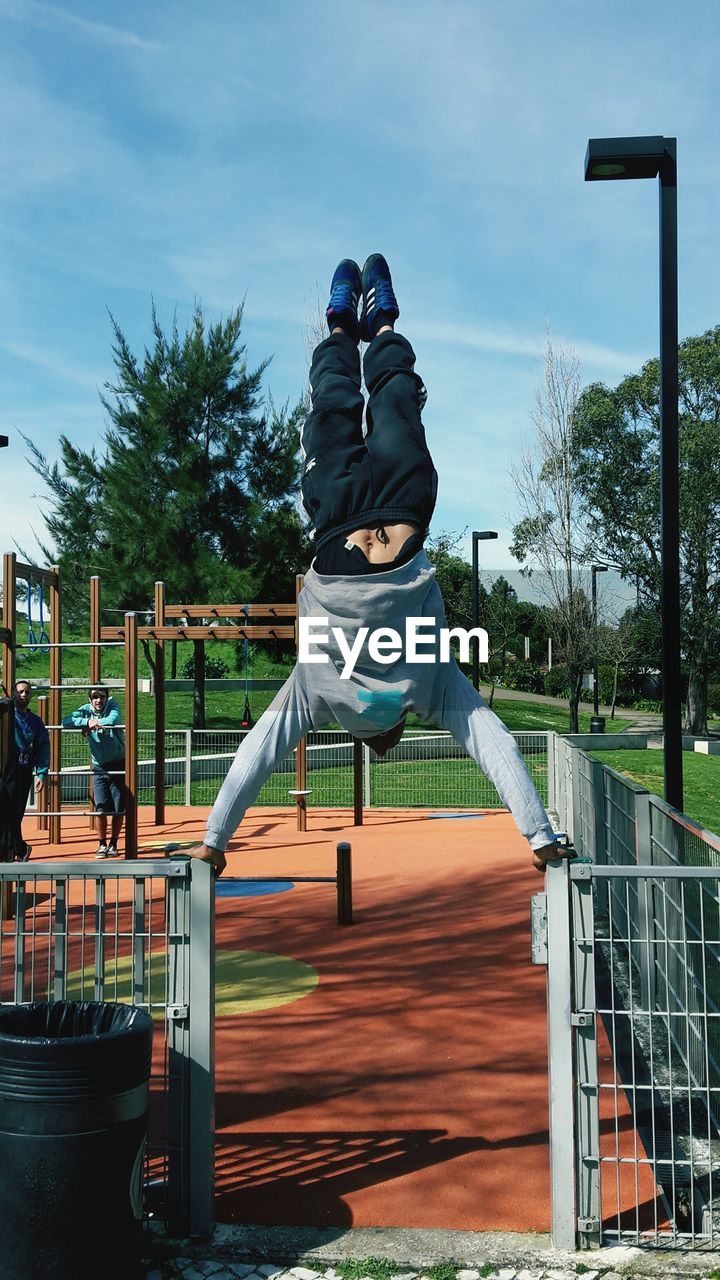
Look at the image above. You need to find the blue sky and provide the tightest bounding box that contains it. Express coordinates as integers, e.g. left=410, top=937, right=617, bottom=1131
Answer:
left=1, top=0, right=719, bottom=601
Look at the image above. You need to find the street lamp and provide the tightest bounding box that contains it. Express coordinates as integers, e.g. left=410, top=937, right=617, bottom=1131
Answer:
left=585, top=135, right=683, bottom=810
left=591, top=564, right=608, bottom=719
left=471, top=530, right=498, bottom=690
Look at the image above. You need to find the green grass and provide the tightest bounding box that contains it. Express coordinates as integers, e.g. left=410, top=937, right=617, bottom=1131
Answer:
left=589, top=748, right=720, bottom=838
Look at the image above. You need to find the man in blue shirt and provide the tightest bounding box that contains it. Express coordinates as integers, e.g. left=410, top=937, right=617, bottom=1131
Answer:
left=0, top=680, right=50, bottom=861
left=62, top=684, right=126, bottom=858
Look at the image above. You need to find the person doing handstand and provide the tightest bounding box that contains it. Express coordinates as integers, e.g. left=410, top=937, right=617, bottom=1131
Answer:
left=190, top=255, right=561, bottom=877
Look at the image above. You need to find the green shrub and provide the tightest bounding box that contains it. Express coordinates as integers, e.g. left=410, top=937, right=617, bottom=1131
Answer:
left=502, top=661, right=544, bottom=694
left=544, top=664, right=570, bottom=698
left=180, top=653, right=230, bottom=680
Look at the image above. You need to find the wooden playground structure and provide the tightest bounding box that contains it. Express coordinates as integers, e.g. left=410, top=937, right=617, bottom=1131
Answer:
left=1, top=552, right=363, bottom=857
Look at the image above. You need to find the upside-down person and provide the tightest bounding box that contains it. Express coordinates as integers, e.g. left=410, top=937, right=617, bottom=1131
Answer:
left=189, top=256, right=563, bottom=879
left=0, top=680, right=50, bottom=862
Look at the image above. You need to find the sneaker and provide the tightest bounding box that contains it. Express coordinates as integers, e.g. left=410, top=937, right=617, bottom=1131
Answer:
left=360, top=253, right=399, bottom=342
left=95, top=843, right=109, bottom=859
left=326, top=259, right=362, bottom=342
left=16, top=843, right=32, bottom=863
left=106, top=844, right=122, bottom=858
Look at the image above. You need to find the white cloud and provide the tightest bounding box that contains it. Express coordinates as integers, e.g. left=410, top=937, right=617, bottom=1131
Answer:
left=0, top=0, right=156, bottom=51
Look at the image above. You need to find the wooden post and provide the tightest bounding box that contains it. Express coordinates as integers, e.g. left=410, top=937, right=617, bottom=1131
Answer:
left=48, top=566, right=62, bottom=844
left=154, top=582, right=166, bottom=825
left=124, top=612, right=138, bottom=857
left=0, top=700, right=13, bottom=918
left=2, top=552, right=16, bottom=694
left=353, top=738, right=363, bottom=826
left=36, top=695, right=50, bottom=833
left=89, top=575, right=101, bottom=831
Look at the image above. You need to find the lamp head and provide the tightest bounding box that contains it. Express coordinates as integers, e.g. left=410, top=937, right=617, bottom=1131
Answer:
left=585, top=136, right=667, bottom=181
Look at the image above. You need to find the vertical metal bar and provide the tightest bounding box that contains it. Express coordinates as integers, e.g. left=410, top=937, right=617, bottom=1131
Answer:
left=184, top=730, right=192, bottom=806
left=635, top=792, right=655, bottom=1010
left=188, top=858, right=215, bottom=1235
left=167, top=866, right=188, bottom=1230
left=49, top=566, right=62, bottom=843
left=353, top=740, right=363, bottom=826
left=572, top=868, right=601, bottom=1245
left=94, top=875, right=106, bottom=1000
left=363, top=743, right=371, bottom=809
left=154, top=581, right=166, bottom=826
left=54, top=877, right=67, bottom=1000
left=336, top=842, right=353, bottom=925
left=124, top=612, right=138, bottom=856
left=133, top=878, right=146, bottom=1007
left=569, top=742, right=581, bottom=850
left=658, top=139, right=683, bottom=813
left=545, top=857, right=577, bottom=1248
left=14, top=881, right=26, bottom=1002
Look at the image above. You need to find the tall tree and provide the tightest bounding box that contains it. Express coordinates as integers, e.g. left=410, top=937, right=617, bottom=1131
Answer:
left=25, top=303, right=310, bottom=726
left=572, top=327, right=720, bottom=734
left=509, top=336, right=596, bottom=731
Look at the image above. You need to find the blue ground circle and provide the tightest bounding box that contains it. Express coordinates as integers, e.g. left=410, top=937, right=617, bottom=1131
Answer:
left=215, top=878, right=295, bottom=898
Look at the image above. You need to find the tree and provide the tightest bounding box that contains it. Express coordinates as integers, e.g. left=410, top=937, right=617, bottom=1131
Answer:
left=572, top=327, right=720, bottom=734
left=509, top=336, right=596, bottom=731
left=24, top=303, right=310, bottom=727
left=425, top=530, right=486, bottom=636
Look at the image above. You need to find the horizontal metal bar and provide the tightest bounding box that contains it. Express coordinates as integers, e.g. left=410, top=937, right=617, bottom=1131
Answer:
left=571, top=863, right=720, bottom=880
left=164, top=603, right=296, bottom=619
left=100, top=625, right=295, bottom=641
left=648, top=793, right=720, bottom=855
left=14, top=641, right=126, bottom=649
left=31, top=810, right=127, bottom=817
left=0, top=859, right=190, bottom=878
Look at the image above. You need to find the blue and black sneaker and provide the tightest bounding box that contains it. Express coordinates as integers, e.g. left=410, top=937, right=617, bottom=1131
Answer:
left=360, top=253, right=399, bottom=342
left=326, top=259, right=362, bottom=342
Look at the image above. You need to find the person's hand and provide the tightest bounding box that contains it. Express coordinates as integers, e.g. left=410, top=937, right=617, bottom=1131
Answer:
left=81, top=725, right=90, bottom=738
left=532, top=841, right=573, bottom=873
left=88, top=718, right=101, bottom=730
left=34, top=776, right=45, bottom=794
left=186, top=843, right=227, bottom=878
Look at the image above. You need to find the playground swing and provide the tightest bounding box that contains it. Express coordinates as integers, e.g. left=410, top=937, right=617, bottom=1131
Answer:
left=241, top=603, right=253, bottom=728
left=26, top=581, right=50, bottom=654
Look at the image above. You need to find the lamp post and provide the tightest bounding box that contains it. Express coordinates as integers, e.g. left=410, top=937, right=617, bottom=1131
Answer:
left=471, top=530, right=498, bottom=690
left=591, top=564, right=608, bottom=717
left=585, top=135, right=682, bottom=810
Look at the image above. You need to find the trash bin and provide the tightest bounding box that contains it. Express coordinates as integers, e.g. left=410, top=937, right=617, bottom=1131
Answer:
left=0, top=1000, right=153, bottom=1280
left=589, top=715, right=606, bottom=733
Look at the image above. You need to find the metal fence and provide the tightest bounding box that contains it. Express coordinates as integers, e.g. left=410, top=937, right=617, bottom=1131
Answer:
left=0, top=857, right=214, bottom=1236
left=542, top=738, right=720, bottom=1250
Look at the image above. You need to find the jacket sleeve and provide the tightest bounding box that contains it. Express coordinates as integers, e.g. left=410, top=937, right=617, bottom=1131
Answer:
left=35, top=720, right=50, bottom=777
left=205, top=669, right=314, bottom=852
left=97, top=699, right=121, bottom=727
left=435, top=660, right=557, bottom=852
left=61, top=705, right=91, bottom=728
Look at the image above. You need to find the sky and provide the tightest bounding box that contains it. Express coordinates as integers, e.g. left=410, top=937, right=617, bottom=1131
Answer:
left=1, top=0, right=719, bottom=609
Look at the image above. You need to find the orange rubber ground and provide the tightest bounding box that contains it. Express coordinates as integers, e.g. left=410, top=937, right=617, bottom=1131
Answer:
left=22, top=805, right=658, bottom=1233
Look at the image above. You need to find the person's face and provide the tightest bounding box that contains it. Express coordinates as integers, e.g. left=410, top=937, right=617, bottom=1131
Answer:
left=14, top=683, right=32, bottom=709
left=90, top=692, right=107, bottom=713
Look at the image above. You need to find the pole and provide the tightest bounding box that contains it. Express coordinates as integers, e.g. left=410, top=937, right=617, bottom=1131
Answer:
left=154, top=581, right=166, bottom=825
left=472, top=534, right=479, bottom=691
left=48, top=566, right=62, bottom=844
left=659, top=140, right=683, bottom=811
left=591, top=567, right=599, bottom=717
left=89, top=576, right=101, bottom=831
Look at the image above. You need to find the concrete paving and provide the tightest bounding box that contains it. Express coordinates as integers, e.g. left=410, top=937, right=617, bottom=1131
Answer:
left=142, top=1225, right=720, bottom=1280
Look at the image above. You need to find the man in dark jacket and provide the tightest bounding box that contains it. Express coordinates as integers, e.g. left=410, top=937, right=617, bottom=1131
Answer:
left=0, top=680, right=50, bottom=861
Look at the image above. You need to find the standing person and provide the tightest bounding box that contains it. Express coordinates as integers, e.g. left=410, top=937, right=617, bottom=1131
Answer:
left=190, top=256, right=564, bottom=879
left=62, top=684, right=126, bottom=858
left=0, top=680, right=50, bottom=862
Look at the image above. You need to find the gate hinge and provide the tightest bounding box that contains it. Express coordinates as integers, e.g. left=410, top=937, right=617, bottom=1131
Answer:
left=530, top=893, right=547, bottom=965
left=167, top=1004, right=189, bottom=1022
left=571, top=1011, right=594, bottom=1027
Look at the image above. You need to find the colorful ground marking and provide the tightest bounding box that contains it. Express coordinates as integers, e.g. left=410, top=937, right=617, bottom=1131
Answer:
left=215, top=879, right=294, bottom=898
left=65, top=949, right=318, bottom=1017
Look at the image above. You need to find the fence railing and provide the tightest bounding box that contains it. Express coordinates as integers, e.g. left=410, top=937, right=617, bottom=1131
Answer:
left=543, top=738, right=720, bottom=1250
left=0, top=857, right=214, bottom=1237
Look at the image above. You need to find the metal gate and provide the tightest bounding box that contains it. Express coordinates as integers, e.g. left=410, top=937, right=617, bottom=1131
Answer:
left=0, top=857, right=214, bottom=1235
